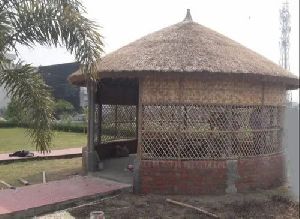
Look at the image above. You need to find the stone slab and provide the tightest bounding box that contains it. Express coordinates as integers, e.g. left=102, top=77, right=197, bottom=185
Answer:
left=0, top=176, right=131, bottom=218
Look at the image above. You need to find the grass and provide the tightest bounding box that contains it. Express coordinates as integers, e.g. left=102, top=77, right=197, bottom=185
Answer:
left=0, top=128, right=87, bottom=153
left=0, top=128, right=85, bottom=189
left=0, top=158, right=82, bottom=188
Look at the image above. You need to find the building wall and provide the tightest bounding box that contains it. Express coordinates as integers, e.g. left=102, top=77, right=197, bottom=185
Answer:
left=39, top=63, right=81, bottom=110
left=284, top=105, right=299, bottom=201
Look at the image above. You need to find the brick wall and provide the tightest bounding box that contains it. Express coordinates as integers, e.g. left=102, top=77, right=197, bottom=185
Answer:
left=236, top=153, right=286, bottom=191
left=136, top=153, right=285, bottom=195
left=138, top=160, right=227, bottom=195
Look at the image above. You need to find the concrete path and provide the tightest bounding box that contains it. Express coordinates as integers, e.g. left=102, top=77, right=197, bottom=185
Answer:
left=0, top=176, right=131, bottom=218
left=93, top=155, right=136, bottom=184
left=0, top=148, right=82, bottom=163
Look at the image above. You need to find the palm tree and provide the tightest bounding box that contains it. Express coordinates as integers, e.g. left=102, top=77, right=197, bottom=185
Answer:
left=0, top=0, right=103, bottom=152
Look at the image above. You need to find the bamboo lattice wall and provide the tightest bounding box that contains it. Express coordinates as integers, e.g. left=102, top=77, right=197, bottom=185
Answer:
left=140, top=76, right=286, bottom=160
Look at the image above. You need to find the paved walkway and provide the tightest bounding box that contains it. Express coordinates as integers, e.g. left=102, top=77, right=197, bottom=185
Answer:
left=0, top=148, right=82, bottom=163
left=0, top=176, right=131, bottom=218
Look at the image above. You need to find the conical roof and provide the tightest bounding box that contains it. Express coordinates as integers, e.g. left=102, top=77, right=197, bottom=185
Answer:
left=69, top=10, right=298, bottom=89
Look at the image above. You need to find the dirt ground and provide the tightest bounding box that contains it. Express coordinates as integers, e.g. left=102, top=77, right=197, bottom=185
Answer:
left=39, top=186, right=299, bottom=219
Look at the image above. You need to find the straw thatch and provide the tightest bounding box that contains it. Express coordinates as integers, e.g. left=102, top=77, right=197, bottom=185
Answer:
left=69, top=10, right=298, bottom=89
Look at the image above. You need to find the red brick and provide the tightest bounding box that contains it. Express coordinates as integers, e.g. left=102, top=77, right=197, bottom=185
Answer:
left=138, top=153, right=285, bottom=195
left=236, top=153, right=285, bottom=192
left=139, top=160, right=227, bottom=195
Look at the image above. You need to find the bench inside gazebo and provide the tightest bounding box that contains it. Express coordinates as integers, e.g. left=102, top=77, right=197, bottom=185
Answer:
left=93, top=78, right=139, bottom=163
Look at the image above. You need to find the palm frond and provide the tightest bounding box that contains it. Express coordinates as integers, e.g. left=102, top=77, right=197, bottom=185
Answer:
left=0, top=63, right=54, bottom=152
left=4, top=0, right=103, bottom=78
left=0, top=0, right=104, bottom=152
left=0, top=0, right=103, bottom=152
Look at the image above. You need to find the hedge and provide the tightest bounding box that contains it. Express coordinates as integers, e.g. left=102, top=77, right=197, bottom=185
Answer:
left=52, top=123, right=87, bottom=133
left=0, top=121, right=135, bottom=137
left=0, top=121, right=87, bottom=133
left=0, top=121, right=28, bottom=128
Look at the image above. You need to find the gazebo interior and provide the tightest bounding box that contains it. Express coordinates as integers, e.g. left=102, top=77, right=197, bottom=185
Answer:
left=95, top=78, right=139, bottom=161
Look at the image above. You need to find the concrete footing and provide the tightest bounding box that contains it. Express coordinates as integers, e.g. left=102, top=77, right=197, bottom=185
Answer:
left=82, top=147, right=100, bottom=172
left=225, top=160, right=239, bottom=194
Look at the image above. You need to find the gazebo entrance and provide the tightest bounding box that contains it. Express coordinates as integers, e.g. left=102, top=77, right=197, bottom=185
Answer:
left=94, top=78, right=139, bottom=171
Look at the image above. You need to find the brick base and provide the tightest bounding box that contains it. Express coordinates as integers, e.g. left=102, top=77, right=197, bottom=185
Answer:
left=236, top=153, right=286, bottom=191
left=135, top=153, right=285, bottom=195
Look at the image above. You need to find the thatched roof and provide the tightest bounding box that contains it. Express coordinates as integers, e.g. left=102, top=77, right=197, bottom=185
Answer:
left=69, top=10, right=298, bottom=89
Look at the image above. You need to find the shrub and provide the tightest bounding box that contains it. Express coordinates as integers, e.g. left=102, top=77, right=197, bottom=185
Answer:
left=52, top=122, right=87, bottom=133
left=54, top=99, right=75, bottom=119
left=4, top=99, right=25, bottom=123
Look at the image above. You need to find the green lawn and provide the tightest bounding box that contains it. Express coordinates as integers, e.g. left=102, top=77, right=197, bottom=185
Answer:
left=0, top=158, right=82, bottom=188
left=0, top=128, right=87, bottom=153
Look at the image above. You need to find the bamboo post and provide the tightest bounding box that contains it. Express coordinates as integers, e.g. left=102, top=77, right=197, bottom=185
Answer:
left=97, top=86, right=104, bottom=170
left=18, top=178, right=30, bottom=186
left=86, top=79, right=98, bottom=172
left=90, top=211, right=105, bottom=219
left=166, top=199, right=219, bottom=218
left=114, top=105, right=118, bottom=140
left=137, top=78, right=143, bottom=159
left=0, top=180, right=15, bottom=189
left=178, top=76, right=183, bottom=159
left=87, top=79, right=96, bottom=154
left=228, top=106, right=233, bottom=157
left=42, top=171, right=46, bottom=183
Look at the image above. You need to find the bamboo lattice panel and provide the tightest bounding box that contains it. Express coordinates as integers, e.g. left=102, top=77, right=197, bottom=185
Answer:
left=100, top=105, right=137, bottom=143
left=141, top=105, right=284, bottom=160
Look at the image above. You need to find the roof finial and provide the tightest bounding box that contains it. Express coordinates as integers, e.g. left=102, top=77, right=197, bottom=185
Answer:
left=183, top=9, right=193, bottom=22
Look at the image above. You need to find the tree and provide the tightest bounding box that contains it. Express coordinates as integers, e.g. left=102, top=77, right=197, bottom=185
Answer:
left=54, top=99, right=75, bottom=119
left=4, top=98, right=24, bottom=122
left=0, top=0, right=103, bottom=152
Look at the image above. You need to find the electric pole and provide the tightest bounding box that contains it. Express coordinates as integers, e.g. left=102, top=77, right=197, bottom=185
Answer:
left=279, top=0, right=292, bottom=102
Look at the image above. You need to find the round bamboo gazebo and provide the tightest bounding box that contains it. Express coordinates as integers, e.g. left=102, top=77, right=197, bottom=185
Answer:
left=69, top=10, right=299, bottom=195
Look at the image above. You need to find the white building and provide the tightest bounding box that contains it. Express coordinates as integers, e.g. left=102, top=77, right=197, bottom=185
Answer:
left=0, top=54, right=16, bottom=113
left=0, top=86, right=9, bottom=110
left=79, top=87, right=88, bottom=108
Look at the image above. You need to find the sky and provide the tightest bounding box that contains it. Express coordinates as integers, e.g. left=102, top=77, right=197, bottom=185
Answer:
left=17, top=0, right=299, bottom=101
